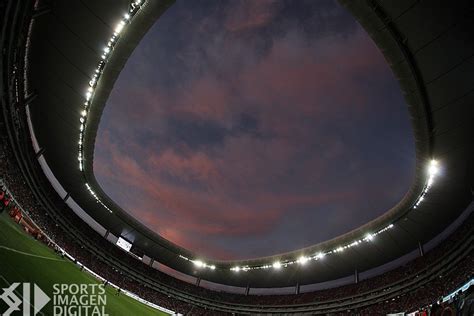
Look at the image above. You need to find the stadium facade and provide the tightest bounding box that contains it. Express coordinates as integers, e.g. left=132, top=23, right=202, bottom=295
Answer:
left=1, top=0, right=473, bottom=314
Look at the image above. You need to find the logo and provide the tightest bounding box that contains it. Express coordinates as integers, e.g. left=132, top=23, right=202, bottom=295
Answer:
left=0, top=283, right=49, bottom=316
left=1, top=283, right=108, bottom=316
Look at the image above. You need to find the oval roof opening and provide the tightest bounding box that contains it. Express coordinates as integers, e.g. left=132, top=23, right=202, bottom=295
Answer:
left=94, top=0, right=415, bottom=261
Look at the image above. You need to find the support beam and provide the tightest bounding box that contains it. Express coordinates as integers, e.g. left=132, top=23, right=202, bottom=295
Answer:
left=245, top=284, right=250, bottom=296
left=295, top=283, right=300, bottom=295
left=32, top=7, right=51, bottom=19
left=195, top=277, right=201, bottom=287
left=149, top=259, right=154, bottom=267
left=354, top=269, right=359, bottom=284
left=104, top=230, right=109, bottom=239
left=62, top=192, right=70, bottom=202
left=24, top=92, right=38, bottom=105
left=418, top=241, right=424, bottom=257
left=35, top=147, right=45, bottom=159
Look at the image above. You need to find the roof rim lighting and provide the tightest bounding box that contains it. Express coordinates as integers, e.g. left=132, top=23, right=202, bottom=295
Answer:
left=77, top=0, right=146, bottom=215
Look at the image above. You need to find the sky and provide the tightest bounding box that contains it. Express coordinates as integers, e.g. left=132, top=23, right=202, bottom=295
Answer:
left=94, top=0, right=415, bottom=261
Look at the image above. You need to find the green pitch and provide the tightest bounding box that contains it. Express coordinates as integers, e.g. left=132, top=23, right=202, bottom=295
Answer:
left=0, top=211, right=172, bottom=316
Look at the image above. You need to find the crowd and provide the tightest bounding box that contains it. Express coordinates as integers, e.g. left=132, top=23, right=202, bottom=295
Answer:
left=361, top=276, right=474, bottom=315
left=0, top=186, right=11, bottom=212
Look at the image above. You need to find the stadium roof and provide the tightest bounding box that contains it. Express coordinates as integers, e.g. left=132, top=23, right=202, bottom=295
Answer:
left=27, top=0, right=473, bottom=287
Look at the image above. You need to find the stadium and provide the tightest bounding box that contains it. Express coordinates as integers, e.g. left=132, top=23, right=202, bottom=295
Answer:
left=1, top=0, right=473, bottom=315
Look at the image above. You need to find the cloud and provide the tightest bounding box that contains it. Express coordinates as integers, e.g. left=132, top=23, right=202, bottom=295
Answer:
left=95, top=134, right=365, bottom=259
left=94, top=0, right=414, bottom=260
left=224, top=0, right=280, bottom=32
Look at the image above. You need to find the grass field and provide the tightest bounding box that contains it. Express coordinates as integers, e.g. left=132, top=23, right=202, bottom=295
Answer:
left=0, top=211, right=172, bottom=316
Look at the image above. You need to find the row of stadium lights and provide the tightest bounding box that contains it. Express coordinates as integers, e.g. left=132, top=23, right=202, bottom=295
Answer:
left=76, top=2, right=441, bottom=273
left=78, top=0, right=145, bottom=212
left=181, top=160, right=439, bottom=272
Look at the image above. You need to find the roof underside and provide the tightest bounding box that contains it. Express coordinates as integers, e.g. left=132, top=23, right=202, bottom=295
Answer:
left=28, top=0, right=474, bottom=287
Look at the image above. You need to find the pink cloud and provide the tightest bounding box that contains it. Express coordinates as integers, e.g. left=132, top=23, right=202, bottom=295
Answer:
left=173, top=76, right=234, bottom=124
left=238, top=29, right=385, bottom=121
left=95, top=132, right=361, bottom=260
left=147, top=149, right=222, bottom=186
left=225, top=0, right=279, bottom=32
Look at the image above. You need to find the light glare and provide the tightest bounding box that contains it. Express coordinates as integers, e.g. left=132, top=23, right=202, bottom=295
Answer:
left=298, top=256, right=309, bottom=265
left=193, top=260, right=204, bottom=268
left=115, top=21, right=125, bottom=34
left=428, top=164, right=439, bottom=176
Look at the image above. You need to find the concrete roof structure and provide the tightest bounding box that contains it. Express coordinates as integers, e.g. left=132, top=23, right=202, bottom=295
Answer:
left=26, top=0, right=473, bottom=287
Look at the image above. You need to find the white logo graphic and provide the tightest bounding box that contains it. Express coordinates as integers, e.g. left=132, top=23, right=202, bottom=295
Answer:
left=1, top=283, right=108, bottom=316
left=0, top=283, right=50, bottom=316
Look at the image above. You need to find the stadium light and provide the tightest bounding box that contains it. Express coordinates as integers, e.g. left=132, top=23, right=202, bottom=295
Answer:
left=316, top=252, right=325, bottom=260
left=297, top=256, right=309, bottom=265
left=365, top=233, right=374, bottom=241
left=115, top=21, right=125, bottom=34
left=427, top=159, right=439, bottom=179
left=273, top=261, right=281, bottom=269
left=427, top=178, right=433, bottom=187
left=193, top=260, right=204, bottom=268
left=76, top=2, right=146, bottom=218
left=428, top=163, right=438, bottom=176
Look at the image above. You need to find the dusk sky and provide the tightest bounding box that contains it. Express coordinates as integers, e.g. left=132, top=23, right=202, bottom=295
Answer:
left=94, top=0, right=415, bottom=261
